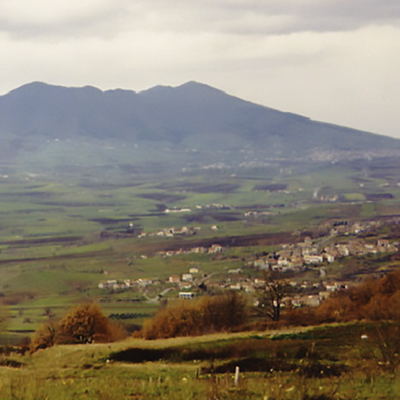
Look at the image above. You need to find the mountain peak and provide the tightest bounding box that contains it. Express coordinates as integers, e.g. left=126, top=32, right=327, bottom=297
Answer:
left=9, top=81, right=54, bottom=94
left=177, top=81, right=226, bottom=94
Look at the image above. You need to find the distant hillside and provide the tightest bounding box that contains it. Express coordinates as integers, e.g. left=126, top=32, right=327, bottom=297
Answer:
left=0, top=81, right=399, bottom=174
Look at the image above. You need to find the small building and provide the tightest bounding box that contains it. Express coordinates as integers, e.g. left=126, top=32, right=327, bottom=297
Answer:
left=336, top=245, right=349, bottom=257
left=169, top=275, right=180, bottom=283
left=303, top=254, right=324, bottom=264
left=228, top=268, right=242, bottom=274
left=182, top=274, right=193, bottom=282
left=191, top=247, right=207, bottom=254
left=229, top=283, right=242, bottom=290
left=179, top=292, right=195, bottom=299
left=209, top=244, right=224, bottom=254
left=323, top=253, right=335, bottom=263
left=124, top=279, right=133, bottom=287
left=378, top=239, right=390, bottom=247
left=253, top=259, right=269, bottom=268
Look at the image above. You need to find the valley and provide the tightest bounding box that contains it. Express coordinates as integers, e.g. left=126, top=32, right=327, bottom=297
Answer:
left=1, top=81, right=400, bottom=398
left=1, top=155, right=400, bottom=344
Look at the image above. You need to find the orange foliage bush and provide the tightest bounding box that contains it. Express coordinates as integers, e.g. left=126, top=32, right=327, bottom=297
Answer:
left=30, top=321, right=58, bottom=353
left=31, top=303, right=126, bottom=352
left=142, top=291, right=249, bottom=340
left=316, top=270, right=400, bottom=323
left=58, top=303, right=112, bottom=344
left=284, top=306, right=317, bottom=326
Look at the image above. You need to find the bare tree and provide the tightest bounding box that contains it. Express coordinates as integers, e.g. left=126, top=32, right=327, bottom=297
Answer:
left=361, top=292, right=400, bottom=372
left=254, top=273, right=288, bottom=322
left=360, top=321, right=400, bottom=373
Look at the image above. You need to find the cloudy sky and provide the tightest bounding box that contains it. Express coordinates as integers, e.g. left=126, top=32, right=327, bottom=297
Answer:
left=1, top=0, right=399, bottom=138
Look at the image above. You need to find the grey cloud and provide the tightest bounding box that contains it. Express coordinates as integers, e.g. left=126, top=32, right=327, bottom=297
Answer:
left=129, top=0, right=400, bottom=35
left=197, top=0, right=400, bottom=35
left=0, top=1, right=131, bottom=39
left=1, top=0, right=400, bottom=41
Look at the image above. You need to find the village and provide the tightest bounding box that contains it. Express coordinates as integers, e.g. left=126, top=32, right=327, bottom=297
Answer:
left=98, top=217, right=400, bottom=310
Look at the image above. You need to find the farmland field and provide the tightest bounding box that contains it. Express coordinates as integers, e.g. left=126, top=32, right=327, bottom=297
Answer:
left=1, top=157, right=400, bottom=340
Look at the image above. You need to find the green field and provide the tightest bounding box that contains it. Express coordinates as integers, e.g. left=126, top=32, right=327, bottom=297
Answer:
left=1, top=158, right=400, bottom=339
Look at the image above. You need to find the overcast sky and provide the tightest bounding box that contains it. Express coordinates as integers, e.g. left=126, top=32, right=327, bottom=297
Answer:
left=1, top=0, right=399, bottom=138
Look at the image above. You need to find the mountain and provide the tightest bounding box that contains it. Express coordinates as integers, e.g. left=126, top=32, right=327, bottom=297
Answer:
left=0, top=81, right=399, bottom=175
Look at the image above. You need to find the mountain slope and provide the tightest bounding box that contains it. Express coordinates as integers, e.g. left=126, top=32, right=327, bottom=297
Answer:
left=0, top=81, right=399, bottom=169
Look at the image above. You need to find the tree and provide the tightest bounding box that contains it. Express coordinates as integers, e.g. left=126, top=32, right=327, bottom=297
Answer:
left=58, top=303, right=112, bottom=344
left=141, top=292, right=249, bottom=340
left=199, top=290, right=249, bottom=331
left=142, top=301, right=202, bottom=340
left=361, top=292, right=400, bottom=372
left=44, top=307, right=55, bottom=318
left=254, top=273, right=288, bottom=322
left=30, top=321, right=58, bottom=353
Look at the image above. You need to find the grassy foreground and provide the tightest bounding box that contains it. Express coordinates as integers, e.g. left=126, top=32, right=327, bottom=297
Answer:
left=1, top=325, right=400, bottom=399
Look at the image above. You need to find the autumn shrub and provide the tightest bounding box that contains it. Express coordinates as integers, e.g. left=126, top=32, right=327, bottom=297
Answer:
left=376, top=270, right=400, bottom=296
left=58, top=303, right=112, bottom=344
left=316, top=270, right=400, bottom=323
left=30, top=321, right=58, bottom=353
left=315, top=292, right=356, bottom=323
left=142, top=291, right=249, bottom=340
left=108, top=320, right=128, bottom=342
left=198, top=290, right=249, bottom=332
left=284, top=306, right=317, bottom=326
left=30, top=303, right=124, bottom=352
left=142, top=300, right=203, bottom=340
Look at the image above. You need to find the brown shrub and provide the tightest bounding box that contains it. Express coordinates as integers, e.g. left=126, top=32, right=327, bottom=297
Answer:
left=376, top=270, right=400, bottom=296
left=142, top=301, right=202, bottom=340
left=30, top=321, right=58, bottom=353
left=141, top=292, right=249, bottom=340
left=108, top=320, right=128, bottom=342
left=58, top=303, right=112, bottom=344
left=316, top=271, right=400, bottom=323
left=198, top=291, right=249, bottom=332
left=284, top=306, right=317, bottom=326
left=315, top=292, right=356, bottom=323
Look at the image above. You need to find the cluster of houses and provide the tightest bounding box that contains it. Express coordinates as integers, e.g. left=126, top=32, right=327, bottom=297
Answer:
left=98, top=234, right=395, bottom=308
left=250, top=236, right=397, bottom=273
left=156, top=243, right=225, bottom=257
left=328, top=220, right=382, bottom=236
left=99, top=216, right=400, bottom=309
left=98, top=278, right=155, bottom=291
left=137, top=224, right=221, bottom=239
left=138, top=226, right=199, bottom=238
left=317, top=217, right=400, bottom=238
left=167, top=267, right=350, bottom=308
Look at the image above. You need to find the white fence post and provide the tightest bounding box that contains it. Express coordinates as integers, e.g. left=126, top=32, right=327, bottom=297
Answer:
left=234, top=366, right=240, bottom=386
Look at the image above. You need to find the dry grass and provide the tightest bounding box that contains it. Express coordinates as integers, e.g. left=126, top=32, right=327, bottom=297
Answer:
left=0, top=323, right=399, bottom=399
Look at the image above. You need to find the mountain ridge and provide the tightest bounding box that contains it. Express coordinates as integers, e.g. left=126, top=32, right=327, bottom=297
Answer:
left=0, top=81, right=399, bottom=173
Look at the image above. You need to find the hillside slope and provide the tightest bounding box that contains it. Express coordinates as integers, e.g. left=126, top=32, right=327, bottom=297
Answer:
left=0, top=81, right=399, bottom=171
